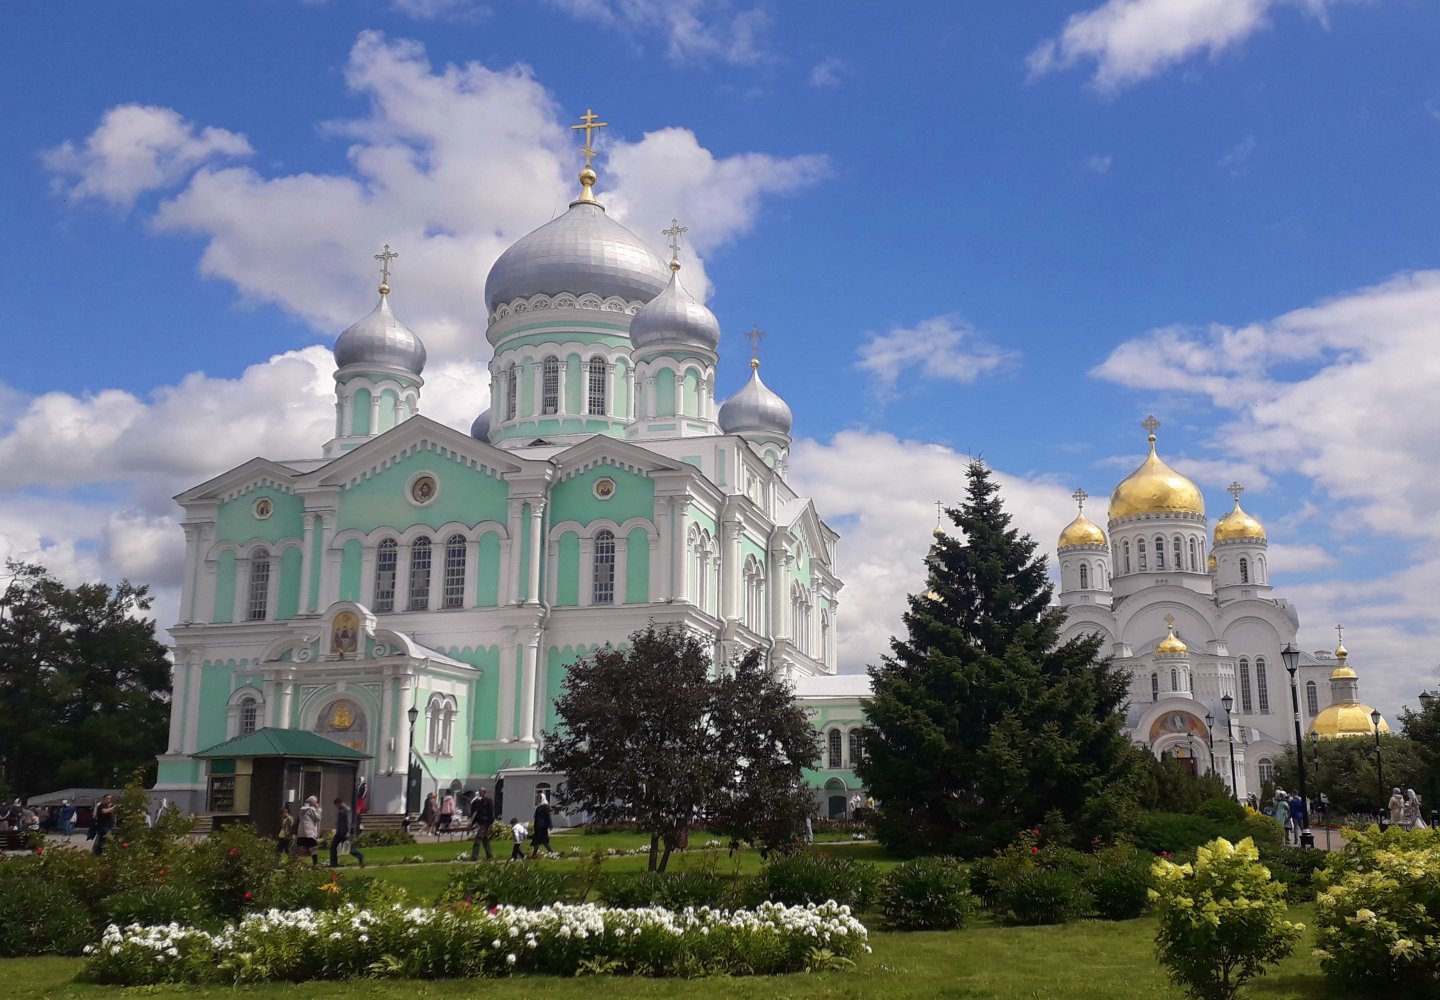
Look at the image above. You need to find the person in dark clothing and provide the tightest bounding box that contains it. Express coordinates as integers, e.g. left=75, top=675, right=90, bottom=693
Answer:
left=469, top=788, right=496, bottom=861
left=530, top=793, right=552, bottom=858
left=329, top=798, right=365, bottom=868
left=91, top=794, right=116, bottom=855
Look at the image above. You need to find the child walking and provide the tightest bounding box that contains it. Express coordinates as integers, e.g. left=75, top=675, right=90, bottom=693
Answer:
left=509, top=816, right=527, bottom=860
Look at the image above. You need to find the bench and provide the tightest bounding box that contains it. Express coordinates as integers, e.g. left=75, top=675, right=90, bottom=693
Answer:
left=0, top=829, right=34, bottom=852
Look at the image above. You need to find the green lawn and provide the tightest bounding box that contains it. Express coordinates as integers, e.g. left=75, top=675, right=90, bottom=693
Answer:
left=4, top=907, right=1344, bottom=999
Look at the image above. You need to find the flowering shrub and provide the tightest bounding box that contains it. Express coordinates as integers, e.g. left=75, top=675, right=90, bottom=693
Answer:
left=980, top=829, right=1095, bottom=925
left=1150, top=837, right=1301, bottom=1000
left=1313, top=837, right=1440, bottom=996
left=878, top=856, right=976, bottom=931
left=79, top=901, right=870, bottom=984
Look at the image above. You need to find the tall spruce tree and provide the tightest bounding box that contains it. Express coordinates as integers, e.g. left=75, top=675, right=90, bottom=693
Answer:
left=857, top=461, right=1139, bottom=856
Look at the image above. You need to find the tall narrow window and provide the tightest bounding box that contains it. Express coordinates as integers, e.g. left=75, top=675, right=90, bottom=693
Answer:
left=1137, top=537, right=1148, bottom=571
left=239, top=697, right=259, bottom=735
left=505, top=364, right=518, bottom=420
left=848, top=730, right=863, bottom=767
left=1306, top=680, right=1319, bottom=715
left=247, top=549, right=271, bottom=621
left=1151, top=672, right=1159, bottom=701
left=1173, top=537, right=1183, bottom=570
left=374, top=539, right=397, bottom=612
left=408, top=536, right=432, bottom=611
left=1256, top=656, right=1270, bottom=713
left=1239, top=557, right=1249, bottom=584
left=1258, top=759, right=1275, bottom=786
left=1189, top=537, right=1198, bottom=571
left=593, top=530, right=616, bottom=604
left=1154, top=535, right=1166, bottom=570
left=1079, top=564, right=1089, bottom=589
left=1123, top=541, right=1132, bottom=574
left=587, top=356, right=607, bottom=416
left=541, top=355, right=560, bottom=414
left=1171, top=667, right=1179, bottom=691
left=443, top=534, right=466, bottom=609
left=1239, top=658, right=1254, bottom=714
left=827, top=729, right=843, bottom=769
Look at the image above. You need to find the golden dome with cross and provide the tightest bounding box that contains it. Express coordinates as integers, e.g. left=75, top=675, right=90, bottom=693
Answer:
left=1059, top=488, right=1107, bottom=548
left=1155, top=614, right=1189, bottom=656
left=1214, top=482, right=1266, bottom=542
left=1109, top=417, right=1206, bottom=519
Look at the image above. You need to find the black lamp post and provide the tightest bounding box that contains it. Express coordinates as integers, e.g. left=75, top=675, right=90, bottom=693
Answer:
left=1205, top=712, right=1216, bottom=774
left=1372, top=707, right=1387, bottom=828
left=1186, top=732, right=1197, bottom=776
left=406, top=703, right=420, bottom=817
left=1280, top=643, right=1314, bottom=848
left=1222, top=693, right=1240, bottom=803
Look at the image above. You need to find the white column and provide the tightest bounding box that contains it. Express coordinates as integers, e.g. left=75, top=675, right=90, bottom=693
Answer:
left=518, top=629, right=541, bottom=744
left=721, top=513, right=741, bottom=621
left=166, top=662, right=189, bottom=752
left=504, top=499, right=524, bottom=604
left=579, top=537, right=595, bottom=605
left=671, top=498, right=690, bottom=600
left=396, top=543, right=413, bottom=611
left=179, top=524, right=201, bottom=623
left=379, top=669, right=395, bottom=773
left=769, top=549, right=791, bottom=640
left=234, top=557, right=252, bottom=622
left=317, top=513, right=338, bottom=609
left=497, top=633, right=517, bottom=742
left=395, top=673, right=415, bottom=780
left=526, top=500, right=545, bottom=605
left=279, top=676, right=295, bottom=730
left=652, top=498, right=670, bottom=601
left=369, top=394, right=381, bottom=434
left=298, top=514, right=316, bottom=613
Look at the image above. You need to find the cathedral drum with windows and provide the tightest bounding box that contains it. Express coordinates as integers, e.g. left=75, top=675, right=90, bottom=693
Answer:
left=1056, top=418, right=1386, bottom=801
left=152, top=115, right=860, bottom=820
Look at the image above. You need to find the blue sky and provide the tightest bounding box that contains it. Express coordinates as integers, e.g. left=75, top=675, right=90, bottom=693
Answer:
left=3, top=1, right=1439, bottom=717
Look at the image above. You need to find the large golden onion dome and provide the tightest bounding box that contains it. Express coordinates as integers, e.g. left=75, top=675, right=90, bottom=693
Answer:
left=1309, top=703, right=1388, bottom=738
left=1214, top=482, right=1266, bottom=542
left=1109, top=419, right=1205, bottom=519
left=1155, top=615, right=1189, bottom=655
left=1059, top=513, right=1107, bottom=548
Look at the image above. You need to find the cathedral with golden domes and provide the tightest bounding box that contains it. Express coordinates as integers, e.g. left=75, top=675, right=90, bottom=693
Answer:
left=1056, top=417, right=1386, bottom=800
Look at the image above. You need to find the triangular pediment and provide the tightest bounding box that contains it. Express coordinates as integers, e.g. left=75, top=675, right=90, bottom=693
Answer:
left=552, top=434, right=687, bottom=483
left=304, top=416, right=547, bottom=488
left=175, top=456, right=301, bottom=505
left=777, top=496, right=835, bottom=565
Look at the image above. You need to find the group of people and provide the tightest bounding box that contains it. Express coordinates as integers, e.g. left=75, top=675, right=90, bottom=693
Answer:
left=462, top=788, right=553, bottom=862
left=1387, top=787, right=1428, bottom=830
left=275, top=796, right=365, bottom=868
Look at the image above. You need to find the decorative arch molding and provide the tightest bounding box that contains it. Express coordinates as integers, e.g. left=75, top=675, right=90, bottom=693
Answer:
left=337, top=438, right=511, bottom=491
left=493, top=342, right=633, bottom=371
left=490, top=291, right=645, bottom=321
left=555, top=456, right=654, bottom=484
left=548, top=516, right=658, bottom=544
left=226, top=685, right=266, bottom=738
left=217, top=476, right=297, bottom=504
left=205, top=536, right=304, bottom=562
left=332, top=520, right=510, bottom=549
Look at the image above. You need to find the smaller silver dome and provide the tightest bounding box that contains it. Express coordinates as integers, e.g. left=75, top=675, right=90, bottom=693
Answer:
left=470, top=408, right=491, bottom=441
left=334, top=292, right=426, bottom=376
left=718, top=363, right=793, bottom=437
left=630, top=269, right=720, bottom=352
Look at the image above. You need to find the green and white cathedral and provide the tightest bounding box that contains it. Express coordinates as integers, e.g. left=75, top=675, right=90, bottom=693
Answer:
left=153, top=145, right=869, bottom=821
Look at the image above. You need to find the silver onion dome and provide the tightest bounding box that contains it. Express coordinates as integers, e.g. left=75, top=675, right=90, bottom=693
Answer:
left=334, top=292, right=427, bottom=376
left=470, top=408, right=491, bottom=441
left=630, top=268, right=721, bottom=352
left=484, top=201, right=671, bottom=313
left=718, top=363, right=793, bottom=437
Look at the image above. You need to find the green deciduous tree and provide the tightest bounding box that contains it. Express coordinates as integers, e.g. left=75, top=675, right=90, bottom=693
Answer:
left=541, top=625, right=818, bottom=871
left=1276, top=733, right=1428, bottom=817
left=0, top=561, right=172, bottom=799
left=857, top=461, right=1139, bottom=856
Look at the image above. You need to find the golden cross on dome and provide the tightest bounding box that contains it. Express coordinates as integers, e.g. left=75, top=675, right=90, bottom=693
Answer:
left=571, top=108, right=607, bottom=168
left=1164, top=613, right=1176, bottom=630
left=1141, top=415, right=1161, bottom=439
left=662, top=218, right=687, bottom=269
left=1227, top=481, right=1245, bottom=504
left=745, top=324, right=766, bottom=367
left=374, top=244, right=398, bottom=291
left=1335, top=623, right=1345, bottom=645
left=1071, top=487, right=1089, bottom=512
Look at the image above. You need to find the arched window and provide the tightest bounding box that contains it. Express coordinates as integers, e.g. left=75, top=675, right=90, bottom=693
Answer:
left=425, top=694, right=456, bottom=755
left=848, top=730, right=863, bottom=767
left=1123, top=541, right=1131, bottom=574
left=827, top=729, right=843, bottom=769
left=586, top=356, right=607, bottom=416
left=442, top=534, right=466, bottom=609
left=408, top=536, right=432, bottom=611
left=1171, top=667, right=1179, bottom=691
left=1137, top=537, right=1148, bottom=571
left=1188, top=537, right=1198, bottom=571
left=541, top=355, right=560, bottom=414
left=1154, top=535, right=1166, bottom=570
left=505, top=364, right=518, bottom=420
left=1239, top=557, right=1249, bottom=584
left=1258, top=758, right=1275, bottom=787
left=1173, top=536, right=1183, bottom=571
left=743, top=556, right=765, bottom=630
left=246, top=548, right=271, bottom=621
left=374, top=538, right=398, bottom=612
left=1238, top=658, right=1254, bottom=714
left=1151, top=672, right=1159, bottom=702
left=1306, top=680, right=1319, bottom=716
left=1256, top=656, right=1270, bottom=713
left=238, top=697, right=259, bottom=735
left=1079, top=563, right=1089, bottom=589
left=593, top=529, right=616, bottom=604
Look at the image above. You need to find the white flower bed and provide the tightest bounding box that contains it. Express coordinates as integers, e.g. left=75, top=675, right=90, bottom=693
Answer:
left=80, top=900, right=869, bottom=984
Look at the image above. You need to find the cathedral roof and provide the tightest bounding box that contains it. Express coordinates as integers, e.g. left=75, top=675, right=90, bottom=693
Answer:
left=334, top=288, right=427, bottom=376
left=718, top=361, right=793, bottom=437
left=1309, top=703, right=1388, bottom=738
left=1110, top=419, right=1205, bottom=519
left=630, top=267, right=720, bottom=352
left=1214, top=500, right=1266, bottom=542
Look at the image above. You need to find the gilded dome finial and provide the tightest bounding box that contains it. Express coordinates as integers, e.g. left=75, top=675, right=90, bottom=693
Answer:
left=1072, top=487, right=1089, bottom=513
left=934, top=500, right=946, bottom=538
left=1334, top=623, right=1347, bottom=661
left=1155, top=613, right=1189, bottom=655
left=571, top=108, right=608, bottom=204
left=1142, top=414, right=1161, bottom=445
left=373, top=243, right=398, bottom=296
left=745, top=323, right=765, bottom=370
left=662, top=218, right=687, bottom=273
left=1214, top=479, right=1266, bottom=541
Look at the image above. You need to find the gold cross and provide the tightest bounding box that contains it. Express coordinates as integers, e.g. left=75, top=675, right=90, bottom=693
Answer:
left=1164, top=613, right=1176, bottom=630
left=745, top=324, right=765, bottom=363
left=1335, top=623, right=1345, bottom=645
left=571, top=108, right=608, bottom=168
left=1227, top=481, right=1245, bottom=504
left=662, top=218, right=688, bottom=264
left=374, top=244, right=398, bottom=287
left=1071, top=487, right=1088, bottom=512
left=1141, top=415, right=1161, bottom=437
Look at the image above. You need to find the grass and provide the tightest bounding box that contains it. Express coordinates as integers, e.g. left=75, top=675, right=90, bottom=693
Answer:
left=3, top=906, right=1345, bottom=999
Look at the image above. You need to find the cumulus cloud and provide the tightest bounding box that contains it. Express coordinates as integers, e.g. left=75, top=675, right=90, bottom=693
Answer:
left=41, top=104, right=251, bottom=208
left=1029, top=0, right=1341, bottom=93
left=1218, top=134, right=1257, bottom=175
left=855, top=314, right=1014, bottom=399
left=390, top=0, right=488, bottom=22
left=1086, top=153, right=1114, bottom=174
left=545, top=0, right=771, bottom=66
left=808, top=57, right=847, bottom=89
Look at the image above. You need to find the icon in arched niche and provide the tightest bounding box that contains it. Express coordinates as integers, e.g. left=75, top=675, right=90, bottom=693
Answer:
left=316, top=698, right=367, bottom=752
left=331, top=610, right=359, bottom=657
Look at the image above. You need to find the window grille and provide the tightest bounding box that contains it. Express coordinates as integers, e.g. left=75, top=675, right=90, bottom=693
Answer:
left=593, top=530, right=616, bottom=604
left=1256, top=656, right=1270, bottom=713
left=827, top=729, right=843, bottom=769
left=239, top=698, right=258, bottom=735
left=247, top=550, right=270, bottom=621
left=1306, top=680, right=1319, bottom=716
left=1240, top=558, right=1249, bottom=584
left=542, top=356, right=560, bottom=414
left=505, top=364, right=518, bottom=420
left=587, top=356, right=607, bottom=416
left=848, top=730, right=863, bottom=767
left=408, top=536, right=432, bottom=611
left=374, top=539, right=397, bottom=612
left=443, top=534, right=466, bottom=608
left=1154, top=536, right=1165, bottom=570
left=1151, top=673, right=1159, bottom=701
left=1239, top=659, right=1254, bottom=714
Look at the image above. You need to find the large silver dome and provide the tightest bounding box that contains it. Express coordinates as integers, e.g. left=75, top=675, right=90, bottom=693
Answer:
left=484, top=201, right=671, bottom=312
left=718, top=364, right=793, bottom=437
left=334, top=292, right=427, bottom=376
left=630, top=269, right=721, bottom=352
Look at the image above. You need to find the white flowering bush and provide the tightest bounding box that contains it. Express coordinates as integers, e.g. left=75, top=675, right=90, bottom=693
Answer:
left=79, top=900, right=869, bottom=984
left=1313, top=839, right=1440, bottom=996
left=1150, top=837, right=1301, bottom=1000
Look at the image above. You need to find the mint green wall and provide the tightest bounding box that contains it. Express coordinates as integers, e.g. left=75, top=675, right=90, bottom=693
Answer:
left=742, top=537, right=766, bottom=565
left=683, top=370, right=700, bottom=416
left=556, top=531, right=579, bottom=606
left=337, top=451, right=507, bottom=533
left=278, top=547, right=302, bottom=619
left=544, top=644, right=595, bottom=732
left=339, top=539, right=362, bottom=601
left=476, top=532, right=501, bottom=606
left=655, top=368, right=676, bottom=417
left=441, top=646, right=502, bottom=744
left=156, top=758, right=203, bottom=785
left=550, top=463, right=655, bottom=526
left=216, top=488, right=303, bottom=546
left=213, top=551, right=236, bottom=623
left=691, top=509, right=717, bottom=538
left=565, top=354, right=582, bottom=412
left=626, top=527, right=649, bottom=604
left=197, top=659, right=243, bottom=751
left=352, top=388, right=372, bottom=435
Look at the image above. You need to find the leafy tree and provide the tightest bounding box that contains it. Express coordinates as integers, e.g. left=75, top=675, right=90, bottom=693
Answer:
left=1398, top=692, right=1440, bottom=819
left=1275, top=733, right=1428, bottom=817
left=541, top=625, right=818, bottom=871
left=0, top=561, right=172, bottom=799
left=857, top=461, right=1139, bottom=856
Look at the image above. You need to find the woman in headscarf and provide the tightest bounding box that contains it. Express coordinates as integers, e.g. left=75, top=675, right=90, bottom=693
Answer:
left=297, top=795, right=322, bottom=864
left=1404, top=789, right=1426, bottom=830
left=1388, top=787, right=1405, bottom=829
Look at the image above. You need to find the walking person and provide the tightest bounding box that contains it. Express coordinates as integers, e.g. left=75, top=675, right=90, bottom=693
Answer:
left=90, top=794, right=116, bottom=855
left=297, top=795, right=322, bottom=864
left=330, top=798, right=365, bottom=868
left=469, top=787, right=496, bottom=861
left=1404, top=789, right=1426, bottom=830
left=1273, top=791, right=1292, bottom=845
left=1388, top=787, right=1405, bottom=830
left=529, top=793, right=552, bottom=858
left=276, top=805, right=295, bottom=857
left=1288, top=791, right=1306, bottom=843
left=437, top=791, right=456, bottom=836
left=509, top=816, right=527, bottom=860
left=59, top=799, right=76, bottom=837
left=419, top=792, right=437, bottom=836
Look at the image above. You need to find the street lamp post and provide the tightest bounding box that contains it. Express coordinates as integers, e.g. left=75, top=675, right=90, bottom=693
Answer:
left=1205, top=712, right=1216, bottom=774
left=1222, top=693, right=1240, bottom=803
left=1281, top=644, right=1315, bottom=849
left=406, top=703, right=420, bottom=818
left=1186, top=732, right=1197, bottom=776
left=1309, top=731, right=1331, bottom=852
left=1371, top=708, right=1387, bottom=828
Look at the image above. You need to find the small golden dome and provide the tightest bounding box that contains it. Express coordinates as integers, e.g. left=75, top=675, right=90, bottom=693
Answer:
left=1215, top=500, right=1266, bottom=542
left=1059, top=513, right=1107, bottom=548
left=1109, top=423, right=1205, bottom=519
left=1155, top=617, right=1189, bottom=656
left=1309, top=703, right=1389, bottom=738
left=1330, top=643, right=1356, bottom=679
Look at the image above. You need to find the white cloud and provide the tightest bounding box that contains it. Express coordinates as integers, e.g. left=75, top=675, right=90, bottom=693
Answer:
left=1218, top=134, right=1257, bottom=174
left=855, top=314, right=1014, bottom=399
left=390, top=0, right=488, bottom=22
left=41, top=104, right=251, bottom=208
left=1029, top=0, right=1340, bottom=93
left=545, top=0, right=771, bottom=66
left=1087, top=153, right=1114, bottom=174
left=808, top=57, right=847, bottom=89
